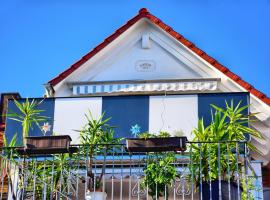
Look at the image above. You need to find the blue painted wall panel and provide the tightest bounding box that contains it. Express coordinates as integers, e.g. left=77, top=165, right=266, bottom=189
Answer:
left=198, top=93, right=249, bottom=126
left=102, top=96, right=149, bottom=138
left=5, top=98, right=55, bottom=145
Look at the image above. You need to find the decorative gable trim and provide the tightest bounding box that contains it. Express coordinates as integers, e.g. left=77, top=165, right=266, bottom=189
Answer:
left=47, top=8, right=270, bottom=105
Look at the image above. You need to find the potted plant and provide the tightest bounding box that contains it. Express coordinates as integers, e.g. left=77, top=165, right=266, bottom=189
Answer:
left=142, top=152, right=177, bottom=200
left=132, top=132, right=178, bottom=200
left=189, top=101, right=264, bottom=200
left=18, top=151, right=78, bottom=200
left=77, top=111, right=122, bottom=200
left=126, top=131, right=187, bottom=152
left=6, top=98, right=48, bottom=145
left=6, top=98, right=71, bottom=153
left=1, top=134, right=18, bottom=199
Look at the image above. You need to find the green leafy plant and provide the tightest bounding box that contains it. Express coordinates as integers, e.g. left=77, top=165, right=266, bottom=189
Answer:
left=6, top=98, right=48, bottom=144
left=211, top=101, right=263, bottom=152
left=240, top=173, right=256, bottom=200
left=77, top=111, right=122, bottom=191
left=189, top=100, right=264, bottom=198
left=1, top=134, right=18, bottom=199
left=23, top=153, right=77, bottom=200
left=139, top=131, right=177, bottom=200
left=142, top=153, right=176, bottom=200
left=137, top=131, right=170, bottom=139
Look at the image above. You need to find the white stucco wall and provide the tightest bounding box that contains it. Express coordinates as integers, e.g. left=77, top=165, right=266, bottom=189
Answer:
left=149, top=95, right=198, bottom=140
left=53, top=97, right=102, bottom=143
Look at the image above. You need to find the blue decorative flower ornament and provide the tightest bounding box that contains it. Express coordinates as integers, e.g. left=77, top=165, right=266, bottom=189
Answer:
left=130, top=124, right=141, bottom=137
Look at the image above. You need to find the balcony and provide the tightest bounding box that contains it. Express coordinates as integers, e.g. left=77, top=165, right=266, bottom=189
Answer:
left=0, top=141, right=263, bottom=200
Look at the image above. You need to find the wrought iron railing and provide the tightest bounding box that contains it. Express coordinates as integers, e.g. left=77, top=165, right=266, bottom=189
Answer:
left=0, top=141, right=263, bottom=200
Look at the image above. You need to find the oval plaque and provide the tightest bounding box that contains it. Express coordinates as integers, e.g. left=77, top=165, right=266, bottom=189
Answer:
left=135, top=60, right=156, bottom=72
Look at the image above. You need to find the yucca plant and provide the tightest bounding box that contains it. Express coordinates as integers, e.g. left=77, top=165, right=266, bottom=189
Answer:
left=211, top=100, right=264, bottom=152
left=189, top=100, right=264, bottom=200
left=6, top=98, right=48, bottom=145
left=77, top=111, right=122, bottom=191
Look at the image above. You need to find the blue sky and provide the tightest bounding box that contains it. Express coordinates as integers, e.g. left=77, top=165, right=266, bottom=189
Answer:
left=0, top=0, right=270, bottom=97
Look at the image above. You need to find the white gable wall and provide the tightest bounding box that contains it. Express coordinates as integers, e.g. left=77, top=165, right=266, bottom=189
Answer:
left=86, top=39, right=201, bottom=81
left=52, top=19, right=210, bottom=97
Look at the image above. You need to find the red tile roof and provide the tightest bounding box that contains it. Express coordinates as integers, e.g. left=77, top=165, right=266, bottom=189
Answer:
left=48, top=8, right=270, bottom=105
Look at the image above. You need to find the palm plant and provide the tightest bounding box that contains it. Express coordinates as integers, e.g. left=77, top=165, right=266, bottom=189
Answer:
left=6, top=98, right=48, bottom=145
left=189, top=100, right=264, bottom=200
left=211, top=100, right=263, bottom=152
left=77, top=111, right=122, bottom=191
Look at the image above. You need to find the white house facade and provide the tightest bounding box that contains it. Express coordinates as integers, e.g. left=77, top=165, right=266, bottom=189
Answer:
left=1, top=8, right=270, bottom=199
left=42, top=8, right=270, bottom=166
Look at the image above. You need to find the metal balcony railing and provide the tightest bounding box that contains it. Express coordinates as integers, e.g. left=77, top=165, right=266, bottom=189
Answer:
left=0, top=141, right=263, bottom=200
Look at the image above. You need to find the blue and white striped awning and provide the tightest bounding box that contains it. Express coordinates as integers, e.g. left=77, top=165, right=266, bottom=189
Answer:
left=68, top=78, right=219, bottom=96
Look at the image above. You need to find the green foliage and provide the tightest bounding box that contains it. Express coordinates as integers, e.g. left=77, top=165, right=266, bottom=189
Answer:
left=2, top=134, right=18, bottom=164
left=137, top=131, right=171, bottom=139
left=138, top=132, right=154, bottom=139
left=1, top=134, right=19, bottom=199
left=139, top=131, right=177, bottom=200
left=6, top=98, right=48, bottom=144
left=78, top=111, right=122, bottom=147
left=2, top=134, right=18, bottom=172
left=142, top=153, right=177, bottom=200
left=77, top=111, right=122, bottom=190
left=157, top=131, right=170, bottom=138
left=3, top=134, right=17, bottom=149
left=211, top=100, right=264, bottom=152
left=189, top=100, right=264, bottom=196
left=240, top=174, right=255, bottom=200
left=25, top=153, right=76, bottom=199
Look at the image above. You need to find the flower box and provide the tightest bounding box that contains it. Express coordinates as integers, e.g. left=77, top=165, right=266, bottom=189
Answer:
left=126, top=137, right=187, bottom=152
left=25, top=135, right=72, bottom=154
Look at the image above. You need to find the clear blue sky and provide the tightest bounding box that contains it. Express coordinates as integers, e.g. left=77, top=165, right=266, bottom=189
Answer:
left=0, top=0, right=269, bottom=97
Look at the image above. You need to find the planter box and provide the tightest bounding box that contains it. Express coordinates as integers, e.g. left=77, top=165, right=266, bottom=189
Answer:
left=25, top=135, right=72, bottom=154
left=126, top=137, right=187, bottom=152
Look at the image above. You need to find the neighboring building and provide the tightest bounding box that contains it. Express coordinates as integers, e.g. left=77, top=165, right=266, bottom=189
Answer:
left=2, top=8, right=270, bottom=199
left=0, top=93, right=21, bottom=146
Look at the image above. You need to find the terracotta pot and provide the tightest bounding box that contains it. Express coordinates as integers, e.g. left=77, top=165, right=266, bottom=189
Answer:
left=126, top=137, right=187, bottom=152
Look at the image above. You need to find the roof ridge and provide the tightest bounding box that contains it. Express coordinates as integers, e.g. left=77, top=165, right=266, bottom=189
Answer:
left=47, top=8, right=270, bottom=106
